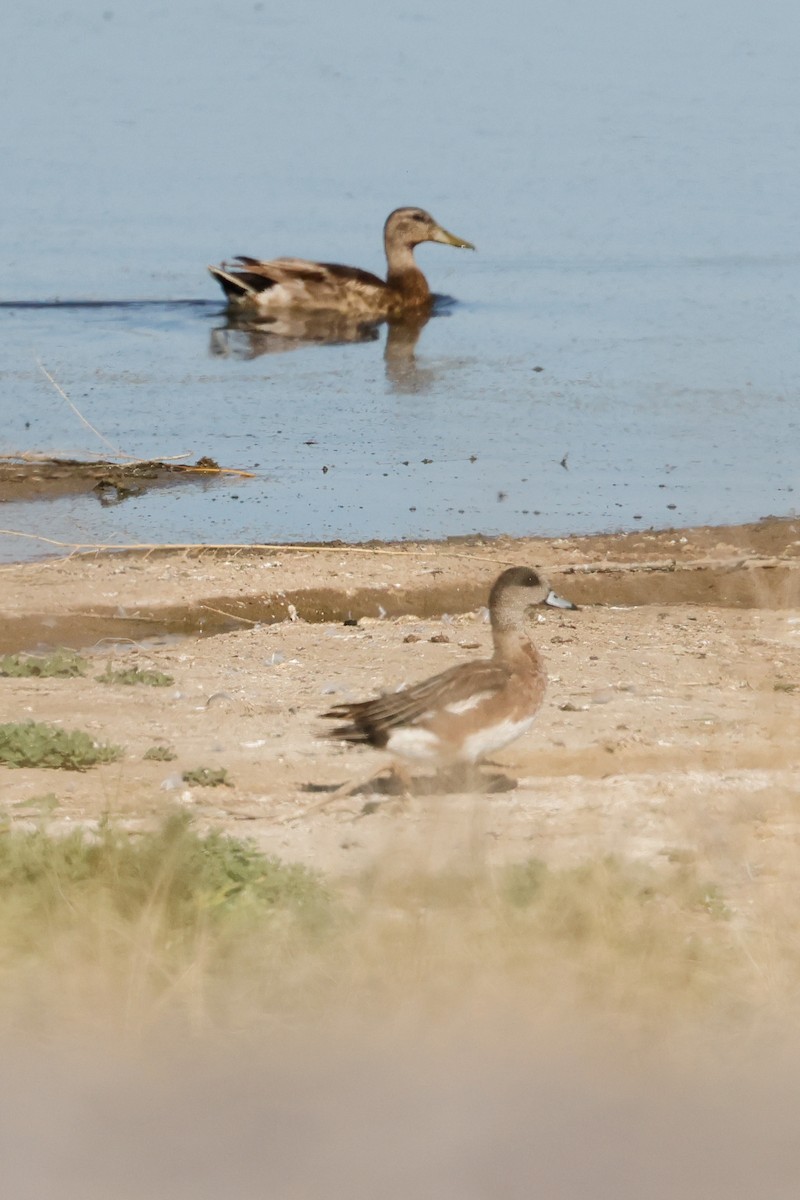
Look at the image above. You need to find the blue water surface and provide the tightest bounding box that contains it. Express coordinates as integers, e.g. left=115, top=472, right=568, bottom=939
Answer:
left=1, top=0, right=798, bottom=559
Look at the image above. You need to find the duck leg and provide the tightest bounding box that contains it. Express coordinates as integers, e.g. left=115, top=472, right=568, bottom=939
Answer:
left=296, top=762, right=413, bottom=819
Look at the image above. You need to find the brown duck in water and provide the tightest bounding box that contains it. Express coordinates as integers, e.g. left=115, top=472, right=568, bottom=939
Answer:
left=208, top=207, right=474, bottom=317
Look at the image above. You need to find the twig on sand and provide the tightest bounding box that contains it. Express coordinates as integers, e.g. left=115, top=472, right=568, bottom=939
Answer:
left=0, top=528, right=519, bottom=566
left=37, top=360, right=126, bottom=458
left=36, top=360, right=200, bottom=464
left=197, top=603, right=261, bottom=625
left=0, top=529, right=787, bottom=572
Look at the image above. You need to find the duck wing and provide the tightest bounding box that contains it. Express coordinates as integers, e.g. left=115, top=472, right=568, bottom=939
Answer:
left=322, top=659, right=510, bottom=747
left=208, top=256, right=388, bottom=311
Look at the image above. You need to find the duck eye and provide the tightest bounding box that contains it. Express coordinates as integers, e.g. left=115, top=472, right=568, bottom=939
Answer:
left=411, top=213, right=426, bottom=222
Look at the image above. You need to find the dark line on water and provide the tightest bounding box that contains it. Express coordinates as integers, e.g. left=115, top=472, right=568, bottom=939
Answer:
left=0, top=299, right=219, bottom=310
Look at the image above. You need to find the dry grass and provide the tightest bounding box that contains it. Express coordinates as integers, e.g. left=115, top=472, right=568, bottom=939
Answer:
left=0, top=812, right=328, bottom=1037
left=0, top=809, right=795, bottom=1053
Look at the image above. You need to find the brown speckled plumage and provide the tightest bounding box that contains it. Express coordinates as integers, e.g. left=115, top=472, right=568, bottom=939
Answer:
left=322, top=567, right=578, bottom=768
left=208, top=207, right=474, bottom=317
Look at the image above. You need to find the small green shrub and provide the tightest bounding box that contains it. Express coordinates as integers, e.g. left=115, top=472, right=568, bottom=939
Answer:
left=0, top=811, right=329, bottom=952
left=503, top=858, right=549, bottom=907
left=12, top=793, right=59, bottom=813
left=182, top=766, right=231, bottom=788
left=144, top=745, right=177, bottom=762
left=97, top=666, right=174, bottom=687
left=0, top=722, right=122, bottom=770
left=0, top=814, right=748, bottom=1040
left=0, top=651, right=87, bottom=678
left=499, top=856, right=730, bottom=938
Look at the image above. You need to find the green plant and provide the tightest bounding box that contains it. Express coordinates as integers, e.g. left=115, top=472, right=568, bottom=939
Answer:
left=502, top=858, right=549, bottom=907
left=0, top=722, right=122, bottom=770
left=0, top=651, right=87, bottom=678
left=182, top=767, right=231, bottom=788
left=144, top=745, right=177, bottom=762
left=0, top=811, right=329, bottom=953
left=97, top=666, right=174, bottom=687
left=11, top=793, right=59, bottom=812
left=0, top=812, right=334, bottom=1039
left=0, top=811, right=757, bottom=1044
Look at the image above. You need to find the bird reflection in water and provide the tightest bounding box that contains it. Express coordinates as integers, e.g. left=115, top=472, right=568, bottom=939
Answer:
left=209, top=305, right=445, bottom=393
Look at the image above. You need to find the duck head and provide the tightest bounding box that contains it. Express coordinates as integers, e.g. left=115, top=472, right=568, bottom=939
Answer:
left=384, top=207, right=475, bottom=252
left=489, top=567, right=579, bottom=628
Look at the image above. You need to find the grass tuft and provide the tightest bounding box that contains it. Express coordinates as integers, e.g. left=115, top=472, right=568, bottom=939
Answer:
left=0, top=721, right=123, bottom=770
left=0, top=651, right=88, bottom=678
left=0, top=817, right=778, bottom=1044
left=0, top=811, right=324, bottom=924
left=182, top=767, right=231, bottom=787
left=12, top=792, right=59, bottom=813
left=97, top=666, right=174, bottom=687
left=144, top=745, right=177, bottom=762
left=0, top=812, right=330, bottom=1034
left=503, top=858, right=549, bottom=907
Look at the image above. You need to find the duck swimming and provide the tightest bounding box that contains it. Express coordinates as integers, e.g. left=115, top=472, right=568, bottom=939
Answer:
left=208, top=207, right=474, bottom=317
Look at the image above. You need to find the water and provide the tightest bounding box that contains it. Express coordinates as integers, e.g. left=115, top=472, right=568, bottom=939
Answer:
left=2, top=0, right=798, bottom=560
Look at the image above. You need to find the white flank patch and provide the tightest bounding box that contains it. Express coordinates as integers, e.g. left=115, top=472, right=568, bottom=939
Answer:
left=461, top=716, right=536, bottom=763
left=385, top=727, right=442, bottom=763
left=255, top=283, right=295, bottom=311
left=444, top=691, right=495, bottom=715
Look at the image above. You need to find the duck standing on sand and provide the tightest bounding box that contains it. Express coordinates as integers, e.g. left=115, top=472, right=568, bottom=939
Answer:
left=321, top=568, right=578, bottom=793
left=208, top=208, right=474, bottom=318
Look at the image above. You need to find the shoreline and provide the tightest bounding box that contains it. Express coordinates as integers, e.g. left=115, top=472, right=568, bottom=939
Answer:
left=0, top=516, right=798, bottom=655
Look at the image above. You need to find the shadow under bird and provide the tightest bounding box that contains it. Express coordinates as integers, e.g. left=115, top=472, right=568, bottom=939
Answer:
left=208, top=207, right=474, bottom=318
left=322, top=567, right=578, bottom=790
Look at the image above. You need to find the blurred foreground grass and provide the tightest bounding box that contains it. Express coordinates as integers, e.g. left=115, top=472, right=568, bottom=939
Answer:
left=0, top=809, right=783, bottom=1047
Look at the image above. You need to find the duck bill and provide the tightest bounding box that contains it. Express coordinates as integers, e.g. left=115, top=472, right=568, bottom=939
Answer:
left=430, top=225, right=475, bottom=250
left=545, top=589, right=579, bottom=610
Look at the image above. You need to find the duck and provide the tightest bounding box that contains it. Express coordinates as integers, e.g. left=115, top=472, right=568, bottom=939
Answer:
left=321, top=567, right=578, bottom=789
left=208, top=207, right=474, bottom=318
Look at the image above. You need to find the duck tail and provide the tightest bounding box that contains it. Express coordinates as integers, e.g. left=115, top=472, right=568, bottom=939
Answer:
left=321, top=703, right=388, bottom=749
left=207, top=264, right=258, bottom=299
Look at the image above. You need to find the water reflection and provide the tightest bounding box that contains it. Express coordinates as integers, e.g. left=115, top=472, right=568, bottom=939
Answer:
left=208, top=310, right=384, bottom=358
left=209, top=306, right=445, bottom=393
left=382, top=311, right=437, bottom=393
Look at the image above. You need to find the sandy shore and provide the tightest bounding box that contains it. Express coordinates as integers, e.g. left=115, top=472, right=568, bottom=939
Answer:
left=0, top=517, right=798, bottom=903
